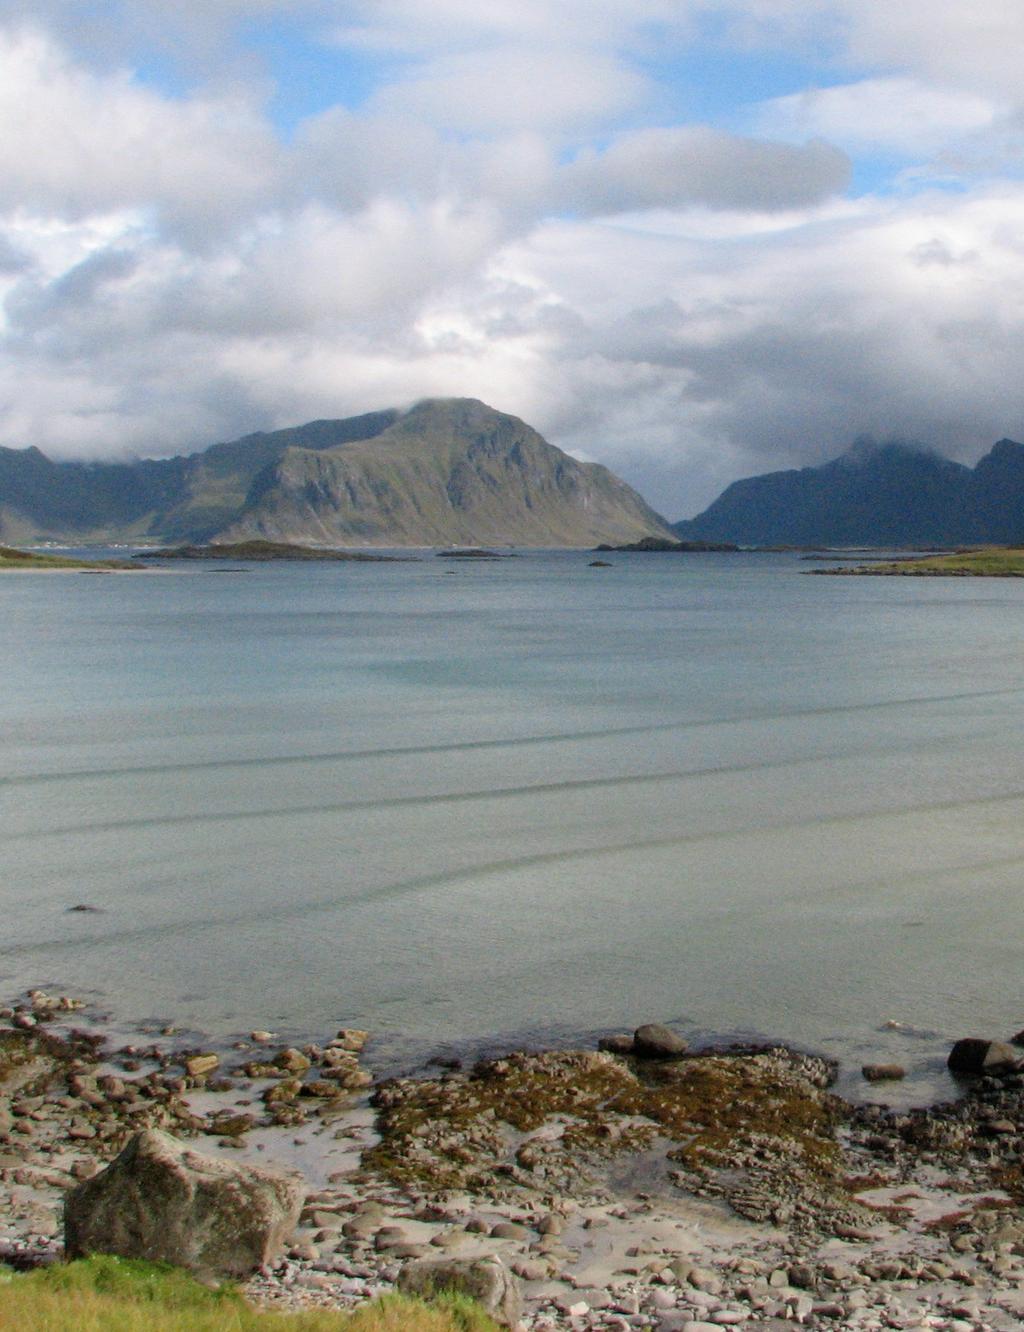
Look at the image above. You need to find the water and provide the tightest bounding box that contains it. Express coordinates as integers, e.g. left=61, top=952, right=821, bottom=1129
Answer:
left=2, top=550, right=1024, bottom=1102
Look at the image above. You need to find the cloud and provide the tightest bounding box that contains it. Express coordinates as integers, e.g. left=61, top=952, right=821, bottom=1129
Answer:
left=489, top=185, right=1024, bottom=513
left=6, top=1, right=1024, bottom=521
left=10, top=174, right=1024, bottom=521
left=757, top=78, right=1000, bottom=156
left=562, top=127, right=849, bottom=213
left=833, top=0, right=1024, bottom=100
left=369, top=47, right=647, bottom=134
left=329, top=0, right=694, bottom=56
left=329, top=1, right=704, bottom=137
left=0, top=28, right=278, bottom=237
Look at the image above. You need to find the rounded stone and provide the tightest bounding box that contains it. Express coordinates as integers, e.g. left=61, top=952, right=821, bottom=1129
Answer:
left=633, top=1024, right=689, bottom=1060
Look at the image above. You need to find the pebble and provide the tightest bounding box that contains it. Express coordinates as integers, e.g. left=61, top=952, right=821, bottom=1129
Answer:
left=688, top=1269, right=723, bottom=1295
left=9, top=1003, right=1024, bottom=1332
left=515, top=1261, right=552, bottom=1281
left=184, top=1053, right=219, bottom=1078
left=492, top=1221, right=532, bottom=1240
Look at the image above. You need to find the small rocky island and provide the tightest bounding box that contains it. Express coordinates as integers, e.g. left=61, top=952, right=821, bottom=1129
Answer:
left=594, top=537, right=740, bottom=553
left=6, top=991, right=1024, bottom=1329
left=436, top=548, right=517, bottom=559
left=135, top=540, right=410, bottom=562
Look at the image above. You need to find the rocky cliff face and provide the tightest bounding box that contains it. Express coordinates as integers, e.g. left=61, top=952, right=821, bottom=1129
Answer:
left=0, top=413, right=397, bottom=545
left=217, top=399, right=673, bottom=547
left=673, top=437, right=1024, bottom=546
left=0, top=400, right=670, bottom=548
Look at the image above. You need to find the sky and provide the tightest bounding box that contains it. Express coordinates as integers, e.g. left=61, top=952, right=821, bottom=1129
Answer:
left=4, top=2, right=1024, bottom=518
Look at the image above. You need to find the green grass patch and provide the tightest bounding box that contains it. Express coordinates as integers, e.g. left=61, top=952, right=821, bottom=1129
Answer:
left=817, top=546, right=1024, bottom=577
left=0, top=545, right=137, bottom=571
left=0, top=1258, right=501, bottom=1332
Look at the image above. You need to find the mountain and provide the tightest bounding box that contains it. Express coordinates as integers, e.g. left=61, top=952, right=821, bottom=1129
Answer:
left=673, top=438, right=1024, bottom=546
left=0, top=412, right=397, bottom=545
left=218, top=399, right=672, bottom=547
left=0, top=400, right=672, bottom=548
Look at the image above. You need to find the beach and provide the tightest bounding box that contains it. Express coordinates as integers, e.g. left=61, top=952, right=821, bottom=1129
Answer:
left=4, top=990, right=1024, bottom=1329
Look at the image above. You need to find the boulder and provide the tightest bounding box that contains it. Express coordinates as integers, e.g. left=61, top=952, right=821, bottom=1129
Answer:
left=633, top=1023, right=688, bottom=1060
left=947, top=1038, right=1020, bottom=1074
left=398, top=1257, right=522, bottom=1328
left=274, top=1048, right=311, bottom=1074
left=333, top=1028, right=369, bottom=1052
left=861, top=1064, right=906, bottom=1082
left=64, top=1128, right=303, bottom=1279
left=598, top=1034, right=635, bottom=1055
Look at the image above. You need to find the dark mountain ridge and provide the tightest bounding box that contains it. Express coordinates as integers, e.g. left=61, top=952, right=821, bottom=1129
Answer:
left=673, top=437, right=1024, bottom=546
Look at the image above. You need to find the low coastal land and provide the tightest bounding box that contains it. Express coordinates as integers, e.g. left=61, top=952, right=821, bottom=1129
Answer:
left=810, top=548, right=1024, bottom=577
left=0, top=545, right=139, bottom=572
left=5, top=991, right=1024, bottom=1330
left=136, top=540, right=411, bottom=562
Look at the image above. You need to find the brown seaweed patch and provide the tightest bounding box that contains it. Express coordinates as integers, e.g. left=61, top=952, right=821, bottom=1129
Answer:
left=366, top=1045, right=847, bottom=1209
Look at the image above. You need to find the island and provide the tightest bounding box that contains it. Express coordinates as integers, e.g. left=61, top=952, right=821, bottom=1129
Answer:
left=0, top=545, right=137, bottom=571
left=809, top=546, right=1024, bottom=576
left=134, top=540, right=410, bottom=562
left=594, top=536, right=739, bottom=552
left=435, top=548, right=516, bottom=559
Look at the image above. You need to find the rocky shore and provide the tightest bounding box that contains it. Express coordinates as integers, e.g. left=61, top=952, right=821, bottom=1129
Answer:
left=4, top=990, right=1024, bottom=1330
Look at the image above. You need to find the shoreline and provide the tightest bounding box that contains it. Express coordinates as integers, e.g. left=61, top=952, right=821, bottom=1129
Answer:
left=4, top=990, right=1024, bottom=1329
left=0, top=565, right=188, bottom=574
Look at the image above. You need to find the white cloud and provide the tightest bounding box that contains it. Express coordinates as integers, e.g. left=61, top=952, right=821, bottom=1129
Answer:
left=328, top=1, right=702, bottom=137
left=370, top=46, right=646, bottom=134
left=9, top=173, right=1024, bottom=519
left=7, top=1, right=1024, bottom=519
left=757, top=78, right=1000, bottom=156
left=329, top=0, right=693, bottom=56
left=834, top=0, right=1024, bottom=100
left=487, top=184, right=1024, bottom=512
left=0, top=28, right=278, bottom=236
left=716, top=1, right=1024, bottom=103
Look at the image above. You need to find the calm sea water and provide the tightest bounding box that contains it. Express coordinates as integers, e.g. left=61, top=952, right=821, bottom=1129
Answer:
left=3, top=550, right=1024, bottom=1102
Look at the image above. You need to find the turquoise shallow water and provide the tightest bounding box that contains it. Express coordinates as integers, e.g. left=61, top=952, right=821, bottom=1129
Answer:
left=2, top=550, right=1024, bottom=1101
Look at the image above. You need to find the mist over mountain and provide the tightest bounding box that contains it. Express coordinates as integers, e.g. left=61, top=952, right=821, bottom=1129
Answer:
left=0, top=399, right=672, bottom=548
left=673, top=438, right=1024, bottom=546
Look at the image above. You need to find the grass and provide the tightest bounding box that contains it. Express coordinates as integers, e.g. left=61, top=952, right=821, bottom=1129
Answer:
left=0, top=545, right=137, bottom=571
left=817, top=546, right=1024, bottom=577
left=0, top=1258, right=501, bottom=1332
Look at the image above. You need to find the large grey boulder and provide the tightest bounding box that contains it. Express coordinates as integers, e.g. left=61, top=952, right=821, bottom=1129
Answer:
left=64, top=1129, right=303, bottom=1279
left=633, top=1023, right=688, bottom=1060
left=398, top=1257, right=522, bottom=1328
left=947, top=1038, right=1020, bottom=1075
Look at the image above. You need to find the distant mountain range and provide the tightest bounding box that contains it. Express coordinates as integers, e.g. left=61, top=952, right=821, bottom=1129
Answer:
left=0, top=399, right=673, bottom=548
left=673, top=438, right=1024, bottom=546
